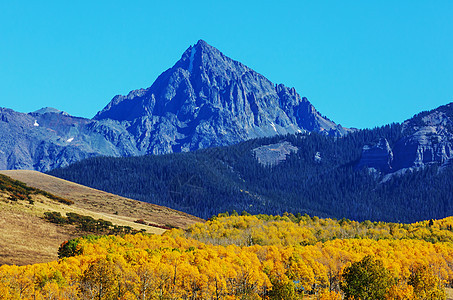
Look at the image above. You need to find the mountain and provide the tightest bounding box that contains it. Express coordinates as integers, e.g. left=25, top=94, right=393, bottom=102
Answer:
left=0, top=40, right=347, bottom=171
left=93, top=40, right=348, bottom=154
left=0, top=107, right=140, bottom=171
left=47, top=103, right=453, bottom=222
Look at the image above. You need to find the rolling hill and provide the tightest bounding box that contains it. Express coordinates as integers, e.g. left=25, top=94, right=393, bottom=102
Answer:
left=0, top=171, right=201, bottom=265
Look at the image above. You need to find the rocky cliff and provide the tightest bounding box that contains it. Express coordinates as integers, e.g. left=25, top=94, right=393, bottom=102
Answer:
left=357, top=138, right=393, bottom=172
left=357, top=103, right=453, bottom=173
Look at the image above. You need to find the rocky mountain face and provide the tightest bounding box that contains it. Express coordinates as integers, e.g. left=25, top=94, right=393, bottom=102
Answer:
left=356, top=138, right=393, bottom=173
left=0, top=108, right=140, bottom=171
left=0, top=40, right=349, bottom=171
left=357, top=103, right=453, bottom=173
left=94, top=40, right=348, bottom=154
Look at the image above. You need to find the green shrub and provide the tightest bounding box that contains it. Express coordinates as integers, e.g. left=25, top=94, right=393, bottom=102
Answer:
left=58, top=239, right=81, bottom=258
left=44, top=211, right=67, bottom=224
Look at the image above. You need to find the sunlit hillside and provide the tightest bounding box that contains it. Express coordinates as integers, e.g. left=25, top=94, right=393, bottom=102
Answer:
left=0, top=171, right=201, bottom=265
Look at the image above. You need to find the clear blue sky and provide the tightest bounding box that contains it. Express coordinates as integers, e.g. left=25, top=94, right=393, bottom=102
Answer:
left=1, top=1, right=452, bottom=129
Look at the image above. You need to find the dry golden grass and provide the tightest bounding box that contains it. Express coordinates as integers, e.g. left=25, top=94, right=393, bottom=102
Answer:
left=0, top=199, right=79, bottom=265
left=0, top=170, right=203, bottom=266
left=0, top=170, right=202, bottom=229
left=447, top=288, right=453, bottom=300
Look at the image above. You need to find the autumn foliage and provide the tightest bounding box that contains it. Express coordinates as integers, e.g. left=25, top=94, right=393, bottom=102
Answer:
left=1, top=214, right=453, bottom=299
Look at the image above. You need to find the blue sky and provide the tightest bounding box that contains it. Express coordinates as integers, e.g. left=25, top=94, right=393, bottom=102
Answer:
left=1, top=1, right=452, bottom=129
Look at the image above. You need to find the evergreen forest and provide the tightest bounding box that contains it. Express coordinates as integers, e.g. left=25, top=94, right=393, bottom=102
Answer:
left=48, top=122, right=453, bottom=222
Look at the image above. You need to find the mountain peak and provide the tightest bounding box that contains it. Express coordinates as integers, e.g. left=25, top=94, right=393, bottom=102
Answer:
left=32, top=107, right=69, bottom=116
left=194, top=39, right=210, bottom=49
left=1, top=41, right=353, bottom=171
left=94, top=40, right=347, bottom=153
left=190, top=39, right=217, bottom=54
left=177, top=40, right=237, bottom=76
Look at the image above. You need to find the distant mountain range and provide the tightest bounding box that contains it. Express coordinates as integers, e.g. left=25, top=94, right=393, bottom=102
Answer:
left=0, top=40, right=348, bottom=171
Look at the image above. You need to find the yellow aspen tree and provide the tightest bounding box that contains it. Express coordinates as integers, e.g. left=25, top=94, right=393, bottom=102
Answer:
left=79, top=258, right=119, bottom=300
left=41, top=281, right=60, bottom=300
left=129, top=259, right=160, bottom=300
left=316, top=289, right=342, bottom=300
left=385, top=282, right=415, bottom=300
left=4, top=265, right=34, bottom=300
left=408, top=264, right=446, bottom=300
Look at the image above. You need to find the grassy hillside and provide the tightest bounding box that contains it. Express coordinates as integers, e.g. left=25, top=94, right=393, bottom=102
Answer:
left=0, top=171, right=202, bottom=265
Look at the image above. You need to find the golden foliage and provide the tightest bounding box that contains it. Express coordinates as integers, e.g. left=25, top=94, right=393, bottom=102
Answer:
left=1, top=215, right=453, bottom=299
